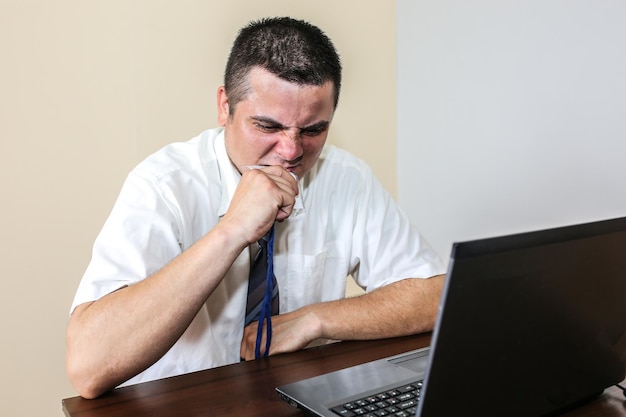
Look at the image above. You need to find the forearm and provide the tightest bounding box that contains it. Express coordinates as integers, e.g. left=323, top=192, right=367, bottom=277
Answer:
left=242, top=275, right=445, bottom=360
left=312, top=275, right=445, bottom=341
left=66, top=224, right=247, bottom=399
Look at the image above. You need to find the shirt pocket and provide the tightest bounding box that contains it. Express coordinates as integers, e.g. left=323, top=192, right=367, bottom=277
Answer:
left=275, top=244, right=350, bottom=312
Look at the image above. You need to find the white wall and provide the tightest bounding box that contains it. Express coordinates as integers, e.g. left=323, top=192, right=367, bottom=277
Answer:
left=398, top=0, right=626, bottom=262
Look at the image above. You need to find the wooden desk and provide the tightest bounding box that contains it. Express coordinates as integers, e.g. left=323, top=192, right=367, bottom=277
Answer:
left=62, top=333, right=626, bottom=417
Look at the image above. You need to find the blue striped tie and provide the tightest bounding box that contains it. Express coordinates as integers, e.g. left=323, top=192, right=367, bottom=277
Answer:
left=245, top=225, right=279, bottom=358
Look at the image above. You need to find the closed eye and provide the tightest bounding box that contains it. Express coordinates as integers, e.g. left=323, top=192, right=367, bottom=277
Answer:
left=300, top=124, right=329, bottom=137
left=253, top=122, right=282, bottom=133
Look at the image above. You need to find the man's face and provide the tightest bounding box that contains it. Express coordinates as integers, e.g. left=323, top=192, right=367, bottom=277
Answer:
left=218, top=67, right=335, bottom=180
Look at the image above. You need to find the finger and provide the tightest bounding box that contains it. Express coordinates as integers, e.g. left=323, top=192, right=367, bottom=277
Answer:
left=261, top=171, right=297, bottom=221
left=240, top=324, right=256, bottom=360
left=240, top=167, right=298, bottom=202
left=240, top=323, right=271, bottom=360
left=259, top=166, right=299, bottom=194
left=237, top=169, right=295, bottom=225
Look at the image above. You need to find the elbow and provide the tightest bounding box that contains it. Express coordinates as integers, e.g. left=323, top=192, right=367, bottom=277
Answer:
left=73, top=382, right=107, bottom=400
left=66, top=350, right=111, bottom=399
left=66, top=321, right=113, bottom=399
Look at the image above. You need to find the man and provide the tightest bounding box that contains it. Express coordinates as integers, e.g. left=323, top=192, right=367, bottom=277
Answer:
left=66, top=17, right=446, bottom=399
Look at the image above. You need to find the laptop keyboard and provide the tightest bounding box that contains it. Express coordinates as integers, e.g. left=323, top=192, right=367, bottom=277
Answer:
left=330, top=381, right=423, bottom=417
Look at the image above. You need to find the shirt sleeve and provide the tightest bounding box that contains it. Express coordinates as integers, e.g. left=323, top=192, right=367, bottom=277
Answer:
left=347, top=160, right=446, bottom=291
left=69, top=171, right=183, bottom=314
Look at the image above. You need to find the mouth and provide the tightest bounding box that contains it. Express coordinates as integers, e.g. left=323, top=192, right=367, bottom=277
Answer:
left=254, top=164, right=298, bottom=171
left=251, top=159, right=303, bottom=173
left=285, top=158, right=304, bottom=171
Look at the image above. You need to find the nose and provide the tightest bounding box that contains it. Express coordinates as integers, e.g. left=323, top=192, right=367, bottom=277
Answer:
left=276, top=128, right=303, bottom=162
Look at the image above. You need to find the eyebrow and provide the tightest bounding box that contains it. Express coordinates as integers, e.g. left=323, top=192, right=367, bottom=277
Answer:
left=250, top=116, right=330, bottom=131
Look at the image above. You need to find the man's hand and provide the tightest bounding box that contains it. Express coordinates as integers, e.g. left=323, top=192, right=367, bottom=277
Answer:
left=240, top=308, right=323, bottom=360
left=221, top=166, right=298, bottom=245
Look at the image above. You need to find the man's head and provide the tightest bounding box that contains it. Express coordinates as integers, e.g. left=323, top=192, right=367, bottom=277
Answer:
left=218, top=17, right=341, bottom=179
left=223, top=17, right=342, bottom=116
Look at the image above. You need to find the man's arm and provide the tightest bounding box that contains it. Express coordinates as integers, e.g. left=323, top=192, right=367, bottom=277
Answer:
left=240, top=274, right=445, bottom=360
left=66, top=167, right=298, bottom=399
left=66, top=224, right=247, bottom=399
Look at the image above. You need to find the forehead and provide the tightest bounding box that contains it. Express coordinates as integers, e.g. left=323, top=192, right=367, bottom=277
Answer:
left=238, top=67, right=335, bottom=126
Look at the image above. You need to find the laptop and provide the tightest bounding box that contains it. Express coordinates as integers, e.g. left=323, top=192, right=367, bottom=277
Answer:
left=276, top=217, right=626, bottom=417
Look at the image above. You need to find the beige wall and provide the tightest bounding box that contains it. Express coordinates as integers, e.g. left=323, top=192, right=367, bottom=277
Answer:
left=0, top=2, right=396, bottom=416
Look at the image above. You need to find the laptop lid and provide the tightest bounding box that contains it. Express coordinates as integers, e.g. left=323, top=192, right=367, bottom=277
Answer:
left=417, top=216, right=626, bottom=417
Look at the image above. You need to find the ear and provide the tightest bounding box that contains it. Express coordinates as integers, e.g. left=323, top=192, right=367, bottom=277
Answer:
left=216, top=86, right=229, bottom=127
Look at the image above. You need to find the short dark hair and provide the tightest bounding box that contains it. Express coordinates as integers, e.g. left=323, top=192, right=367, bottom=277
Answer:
left=224, top=17, right=342, bottom=114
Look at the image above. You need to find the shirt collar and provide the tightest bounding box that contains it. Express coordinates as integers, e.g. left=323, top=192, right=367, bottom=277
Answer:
left=215, top=129, right=241, bottom=217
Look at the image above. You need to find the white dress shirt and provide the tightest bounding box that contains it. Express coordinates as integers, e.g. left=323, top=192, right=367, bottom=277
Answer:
left=70, top=128, right=445, bottom=386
